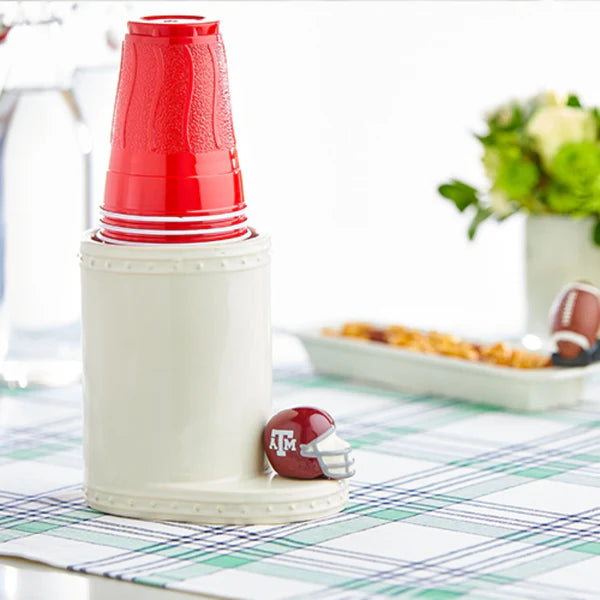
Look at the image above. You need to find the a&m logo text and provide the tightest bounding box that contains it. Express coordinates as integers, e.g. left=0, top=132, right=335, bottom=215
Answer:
left=269, top=429, right=297, bottom=456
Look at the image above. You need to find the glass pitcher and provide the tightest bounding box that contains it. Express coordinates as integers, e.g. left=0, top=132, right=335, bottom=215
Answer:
left=0, top=6, right=91, bottom=387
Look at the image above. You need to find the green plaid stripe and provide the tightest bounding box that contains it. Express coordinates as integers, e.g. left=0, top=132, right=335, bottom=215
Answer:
left=1, top=369, right=600, bottom=599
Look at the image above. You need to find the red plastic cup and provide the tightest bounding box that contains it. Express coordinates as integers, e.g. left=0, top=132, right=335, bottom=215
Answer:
left=99, top=16, right=248, bottom=244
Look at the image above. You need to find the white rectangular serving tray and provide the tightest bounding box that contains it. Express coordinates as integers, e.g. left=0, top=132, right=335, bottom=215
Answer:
left=296, top=329, right=600, bottom=411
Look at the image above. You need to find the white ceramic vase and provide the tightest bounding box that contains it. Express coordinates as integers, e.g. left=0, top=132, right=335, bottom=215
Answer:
left=526, top=215, right=600, bottom=342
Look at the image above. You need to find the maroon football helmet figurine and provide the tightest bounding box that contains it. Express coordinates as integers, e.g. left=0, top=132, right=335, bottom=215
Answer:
left=263, top=407, right=355, bottom=480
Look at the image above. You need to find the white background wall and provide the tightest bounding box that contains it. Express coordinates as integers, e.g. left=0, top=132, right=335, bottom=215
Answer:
left=9, top=0, right=600, bottom=338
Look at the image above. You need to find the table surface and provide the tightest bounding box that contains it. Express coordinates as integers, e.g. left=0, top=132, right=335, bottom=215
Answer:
left=3, top=336, right=600, bottom=600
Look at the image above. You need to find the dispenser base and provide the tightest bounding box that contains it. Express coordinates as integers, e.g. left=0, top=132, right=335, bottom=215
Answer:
left=85, top=474, right=349, bottom=525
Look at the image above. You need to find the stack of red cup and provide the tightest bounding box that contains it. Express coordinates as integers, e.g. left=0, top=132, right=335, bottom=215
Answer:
left=99, top=16, right=249, bottom=244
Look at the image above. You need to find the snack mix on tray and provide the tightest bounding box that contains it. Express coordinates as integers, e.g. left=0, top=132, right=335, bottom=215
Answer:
left=322, top=323, right=551, bottom=369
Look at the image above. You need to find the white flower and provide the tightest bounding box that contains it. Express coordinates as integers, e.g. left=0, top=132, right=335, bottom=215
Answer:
left=526, top=105, right=596, bottom=167
left=530, top=90, right=564, bottom=108
left=488, top=189, right=513, bottom=218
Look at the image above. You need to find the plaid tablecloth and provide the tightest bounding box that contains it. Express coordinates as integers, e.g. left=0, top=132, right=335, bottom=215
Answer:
left=2, top=369, right=600, bottom=599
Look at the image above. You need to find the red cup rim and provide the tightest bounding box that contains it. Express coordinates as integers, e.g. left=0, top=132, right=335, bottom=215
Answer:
left=96, top=228, right=252, bottom=246
left=100, top=207, right=247, bottom=224
left=128, top=16, right=220, bottom=37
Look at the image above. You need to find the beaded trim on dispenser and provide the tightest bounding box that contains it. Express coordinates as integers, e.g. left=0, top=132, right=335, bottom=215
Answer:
left=85, top=480, right=348, bottom=526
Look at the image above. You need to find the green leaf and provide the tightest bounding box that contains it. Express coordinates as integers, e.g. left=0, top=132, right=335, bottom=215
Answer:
left=508, top=104, right=524, bottom=130
left=567, top=94, right=582, bottom=108
left=438, top=180, right=479, bottom=212
left=476, top=133, right=495, bottom=146
left=468, top=207, right=493, bottom=240
left=593, top=219, right=600, bottom=247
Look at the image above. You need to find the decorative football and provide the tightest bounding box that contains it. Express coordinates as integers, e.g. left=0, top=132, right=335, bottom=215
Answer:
left=550, top=282, right=600, bottom=359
